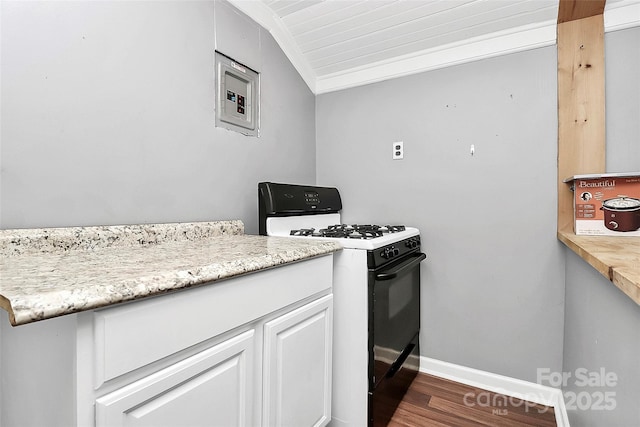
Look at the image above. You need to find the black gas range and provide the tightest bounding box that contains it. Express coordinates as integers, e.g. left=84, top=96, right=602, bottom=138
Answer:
left=258, top=182, right=426, bottom=427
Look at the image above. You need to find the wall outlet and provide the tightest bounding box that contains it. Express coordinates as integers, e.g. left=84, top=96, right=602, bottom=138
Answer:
left=392, top=141, right=404, bottom=160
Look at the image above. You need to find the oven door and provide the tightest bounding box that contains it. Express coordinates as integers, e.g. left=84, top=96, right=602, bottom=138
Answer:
left=368, top=252, right=425, bottom=427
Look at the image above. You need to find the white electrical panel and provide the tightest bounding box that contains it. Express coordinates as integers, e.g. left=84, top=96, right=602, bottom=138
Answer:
left=215, top=52, right=259, bottom=137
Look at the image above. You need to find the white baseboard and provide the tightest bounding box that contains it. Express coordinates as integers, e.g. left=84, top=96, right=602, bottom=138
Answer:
left=420, top=356, right=570, bottom=427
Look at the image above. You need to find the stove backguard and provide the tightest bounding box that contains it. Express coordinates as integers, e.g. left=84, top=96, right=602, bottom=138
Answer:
left=258, top=182, right=342, bottom=235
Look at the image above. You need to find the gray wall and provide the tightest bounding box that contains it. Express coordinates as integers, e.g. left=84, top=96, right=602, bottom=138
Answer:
left=0, top=0, right=316, bottom=233
left=317, top=25, right=640, bottom=425
left=560, top=27, right=640, bottom=427
left=563, top=251, right=640, bottom=427
left=0, top=314, right=76, bottom=427
left=2, top=1, right=638, bottom=424
left=605, top=27, right=640, bottom=171
left=317, top=46, right=565, bottom=382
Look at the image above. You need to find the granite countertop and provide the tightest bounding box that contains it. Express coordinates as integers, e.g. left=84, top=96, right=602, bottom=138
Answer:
left=0, top=221, right=341, bottom=326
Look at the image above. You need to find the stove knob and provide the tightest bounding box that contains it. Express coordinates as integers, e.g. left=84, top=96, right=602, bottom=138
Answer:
left=381, top=247, right=397, bottom=259
left=405, top=238, right=418, bottom=249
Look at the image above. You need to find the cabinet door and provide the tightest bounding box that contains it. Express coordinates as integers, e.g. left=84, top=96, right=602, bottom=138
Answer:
left=95, top=329, right=254, bottom=427
left=263, top=295, right=333, bottom=427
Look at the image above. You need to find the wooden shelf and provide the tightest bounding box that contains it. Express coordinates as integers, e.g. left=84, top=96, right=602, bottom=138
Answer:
left=555, top=6, right=640, bottom=307
left=558, top=231, right=640, bottom=305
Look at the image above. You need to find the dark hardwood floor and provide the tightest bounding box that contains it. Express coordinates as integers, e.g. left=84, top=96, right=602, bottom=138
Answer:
left=378, top=370, right=557, bottom=427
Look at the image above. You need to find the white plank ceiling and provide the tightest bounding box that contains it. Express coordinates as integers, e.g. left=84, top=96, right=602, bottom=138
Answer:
left=227, top=0, right=640, bottom=93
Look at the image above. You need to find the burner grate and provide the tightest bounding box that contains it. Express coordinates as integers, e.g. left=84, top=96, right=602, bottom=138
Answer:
left=289, top=228, right=317, bottom=237
left=289, top=224, right=406, bottom=239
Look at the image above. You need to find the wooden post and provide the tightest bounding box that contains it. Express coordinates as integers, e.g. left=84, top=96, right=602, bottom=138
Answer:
left=558, top=0, right=605, bottom=23
left=557, top=1, right=606, bottom=233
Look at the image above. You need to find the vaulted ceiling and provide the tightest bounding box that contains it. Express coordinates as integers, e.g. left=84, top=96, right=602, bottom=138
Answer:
left=228, top=0, right=640, bottom=94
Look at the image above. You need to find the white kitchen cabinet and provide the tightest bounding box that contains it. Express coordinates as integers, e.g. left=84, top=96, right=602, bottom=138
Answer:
left=95, top=329, right=255, bottom=427
left=93, top=294, right=334, bottom=427
left=263, top=295, right=333, bottom=427
left=0, top=254, right=334, bottom=427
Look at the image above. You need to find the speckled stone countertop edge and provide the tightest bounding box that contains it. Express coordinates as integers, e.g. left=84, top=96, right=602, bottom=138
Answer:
left=6, top=242, right=341, bottom=326
left=1, top=226, right=342, bottom=326
left=0, top=220, right=245, bottom=257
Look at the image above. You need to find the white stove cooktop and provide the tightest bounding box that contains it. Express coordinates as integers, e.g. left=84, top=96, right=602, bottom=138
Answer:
left=265, top=214, right=419, bottom=250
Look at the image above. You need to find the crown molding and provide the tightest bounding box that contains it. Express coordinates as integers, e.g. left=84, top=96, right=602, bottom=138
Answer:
left=604, top=0, right=640, bottom=32
left=315, top=20, right=557, bottom=94
left=228, top=0, right=640, bottom=95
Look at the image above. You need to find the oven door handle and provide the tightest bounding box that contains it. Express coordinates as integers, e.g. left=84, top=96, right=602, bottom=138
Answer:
left=376, top=252, right=426, bottom=281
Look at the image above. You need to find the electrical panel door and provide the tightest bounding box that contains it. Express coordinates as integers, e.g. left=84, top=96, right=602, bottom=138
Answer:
left=215, top=52, right=259, bottom=137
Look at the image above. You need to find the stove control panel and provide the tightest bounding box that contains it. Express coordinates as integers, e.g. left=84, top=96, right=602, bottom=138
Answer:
left=405, top=237, right=420, bottom=249
left=380, top=246, right=400, bottom=259
left=370, top=236, right=421, bottom=268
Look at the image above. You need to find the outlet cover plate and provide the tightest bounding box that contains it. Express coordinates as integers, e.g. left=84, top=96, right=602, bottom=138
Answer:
left=392, top=141, right=404, bottom=160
